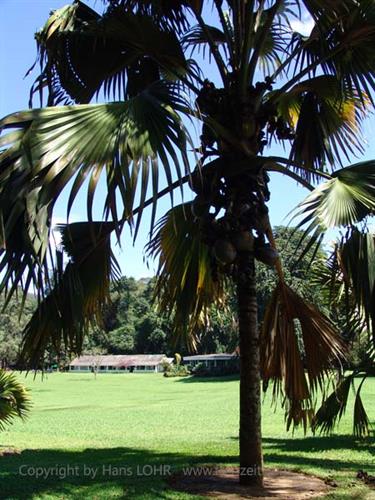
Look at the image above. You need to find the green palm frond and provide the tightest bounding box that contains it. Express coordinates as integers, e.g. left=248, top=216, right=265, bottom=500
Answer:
left=32, top=1, right=188, bottom=104
left=2, top=83, right=188, bottom=234
left=353, top=376, right=371, bottom=437
left=261, top=280, right=346, bottom=430
left=293, top=161, right=375, bottom=239
left=274, top=76, right=369, bottom=173
left=334, top=229, right=375, bottom=337
left=19, top=222, right=119, bottom=369
left=313, top=373, right=372, bottom=438
left=182, top=24, right=227, bottom=57
left=146, top=202, right=226, bottom=351
left=105, top=0, right=202, bottom=32
left=310, top=242, right=367, bottom=341
left=0, top=82, right=190, bottom=305
left=0, top=370, right=31, bottom=431
left=312, top=373, right=353, bottom=435
left=289, top=1, right=375, bottom=104
left=249, top=2, right=294, bottom=79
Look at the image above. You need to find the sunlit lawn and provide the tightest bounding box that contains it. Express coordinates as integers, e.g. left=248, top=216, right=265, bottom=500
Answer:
left=0, top=373, right=374, bottom=499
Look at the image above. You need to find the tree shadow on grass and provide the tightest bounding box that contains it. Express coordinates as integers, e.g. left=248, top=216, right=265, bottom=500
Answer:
left=176, top=375, right=239, bottom=383
left=0, top=446, right=236, bottom=500
left=229, top=434, right=374, bottom=472
left=1, top=435, right=373, bottom=499
left=264, top=435, right=374, bottom=454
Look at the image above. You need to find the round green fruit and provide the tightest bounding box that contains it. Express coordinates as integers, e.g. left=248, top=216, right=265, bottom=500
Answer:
left=213, top=239, right=237, bottom=264
left=191, top=196, right=210, bottom=218
left=254, top=244, right=278, bottom=266
left=232, top=231, right=254, bottom=252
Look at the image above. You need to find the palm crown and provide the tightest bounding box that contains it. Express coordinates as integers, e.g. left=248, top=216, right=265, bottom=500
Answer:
left=1, top=0, right=375, bottom=486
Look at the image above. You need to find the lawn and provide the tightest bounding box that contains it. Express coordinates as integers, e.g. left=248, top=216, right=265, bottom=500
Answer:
left=0, top=373, right=374, bottom=499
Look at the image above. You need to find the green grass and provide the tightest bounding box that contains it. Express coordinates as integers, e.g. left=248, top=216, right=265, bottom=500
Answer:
left=0, top=373, right=374, bottom=499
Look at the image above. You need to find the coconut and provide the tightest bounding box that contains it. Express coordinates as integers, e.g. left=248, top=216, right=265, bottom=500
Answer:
left=188, top=170, right=205, bottom=194
left=191, top=196, right=210, bottom=218
left=213, top=239, right=237, bottom=264
left=232, top=231, right=254, bottom=252
left=254, top=244, right=278, bottom=266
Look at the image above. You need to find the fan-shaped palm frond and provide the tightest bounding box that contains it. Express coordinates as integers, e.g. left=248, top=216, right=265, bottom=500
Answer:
left=0, top=82, right=190, bottom=305
left=287, top=1, right=375, bottom=104
left=182, top=24, right=227, bottom=57
left=0, top=370, right=31, bottom=431
left=146, top=202, right=226, bottom=351
left=274, top=75, right=369, bottom=175
left=261, top=280, right=346, bottom=430
left=312, top=372, right=372, bottom=437
left=338, top=229, right=375, bottom=334
left=308, top=239, right=368, bottom=341
left=31, top=1, right=189, bottom=104
left=293, top=161, right=375, bottom=242
left=19, top=222, right=120, bottom=369
left=246, top=1, right=293, bottom=81
left=105, top=0, right=202, bottom=32
left=311, top=372, right=353, bottom=435
left=353, top=376, right=371, bottom=437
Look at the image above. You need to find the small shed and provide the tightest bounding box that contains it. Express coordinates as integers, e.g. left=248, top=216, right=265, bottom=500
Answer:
left=183, top=353, right=238, bottom=368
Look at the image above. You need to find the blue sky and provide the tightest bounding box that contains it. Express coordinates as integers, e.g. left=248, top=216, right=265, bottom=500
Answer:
left=1, top=0, right=375, bottom=278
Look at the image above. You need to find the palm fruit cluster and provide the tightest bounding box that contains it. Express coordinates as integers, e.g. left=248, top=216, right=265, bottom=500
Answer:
left=191, top=77, right=285, bottom=273
left=189, top=157, right=278, bottom=273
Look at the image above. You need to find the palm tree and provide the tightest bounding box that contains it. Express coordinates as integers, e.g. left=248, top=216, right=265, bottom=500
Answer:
left=1, top=0, right=375, bottom=486
left=0, top=370, right=31, bottom=432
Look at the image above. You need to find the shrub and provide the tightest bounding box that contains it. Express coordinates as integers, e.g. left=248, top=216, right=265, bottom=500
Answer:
left=163, top=363, right=190, bottom=377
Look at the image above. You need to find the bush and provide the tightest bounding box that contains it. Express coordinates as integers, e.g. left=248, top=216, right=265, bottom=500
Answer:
left=348, top=333, right=375, bottom=372
left=163, top=363, right=190, bottom=377
left=162, top=352, right=190, bottom=377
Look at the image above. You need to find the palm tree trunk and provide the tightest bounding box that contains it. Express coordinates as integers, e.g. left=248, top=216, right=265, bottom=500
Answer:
left=237, top=251, right=263, bottom=486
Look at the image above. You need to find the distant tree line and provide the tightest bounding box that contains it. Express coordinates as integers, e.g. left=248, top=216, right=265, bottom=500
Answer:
left=0, top=227, right=366, bottom=367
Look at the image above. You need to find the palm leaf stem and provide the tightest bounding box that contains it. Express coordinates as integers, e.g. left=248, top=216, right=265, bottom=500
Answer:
left=238, top=0, right=257, bottom=90
left=213, top=0, right=236, bottom=65
left=232, top=0, right=245, bottom=67
left=177, top=103, right=252, bottom=153
left=193, top=10, right=228, bottom=85
left=246, top=0, right=283, bottom=89
left=264, top=218, right=285, bottom=282
left=266, top=163, right=315, bottom=190
left=271, top=45, right=345, bottom=102
left=271, top=43, right=304, bottom=81
left=267, top=156, right=332, bottom=179
left=166, top=68, right=201, bottom=95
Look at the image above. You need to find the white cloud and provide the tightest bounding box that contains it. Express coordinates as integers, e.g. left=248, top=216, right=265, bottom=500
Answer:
left=290, top=16, right=315, bottom=37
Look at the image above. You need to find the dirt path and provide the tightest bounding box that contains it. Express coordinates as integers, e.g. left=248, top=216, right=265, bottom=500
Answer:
left=169, top=467, right=330, bottom=499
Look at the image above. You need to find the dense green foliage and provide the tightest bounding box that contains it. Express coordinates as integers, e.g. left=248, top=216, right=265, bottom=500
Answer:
left=0, top=227, right=327, bottom=363
left=0, top=296, right=35, bottom=368
left=0, top=373, right=373, bottom=499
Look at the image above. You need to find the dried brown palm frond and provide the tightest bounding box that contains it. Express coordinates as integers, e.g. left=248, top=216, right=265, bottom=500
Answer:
left=261, top=280, right=347, bottom=430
